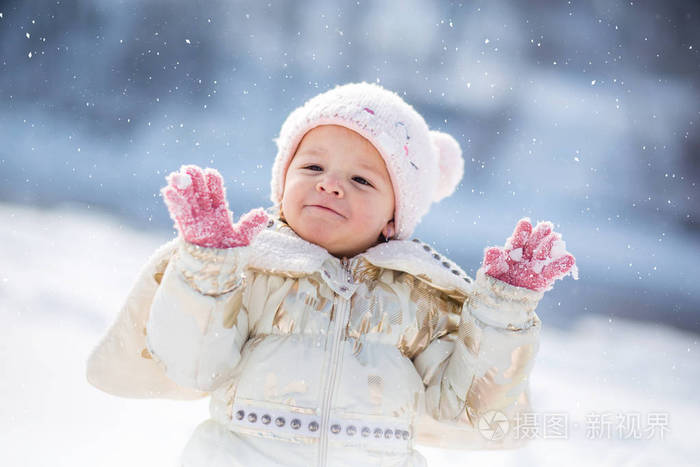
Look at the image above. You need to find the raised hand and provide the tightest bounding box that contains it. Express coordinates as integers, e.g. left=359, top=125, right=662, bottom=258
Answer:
left=161, top=165, right=269, bottom=248
left=482, top=218, right=576, bottom=292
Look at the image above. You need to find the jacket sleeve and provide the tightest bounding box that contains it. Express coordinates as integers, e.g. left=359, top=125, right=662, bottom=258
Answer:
left=86, top=238, right=205, bottom=399
left=412, top=269, right=543, bottom=449
left=144, top=238, right=250, bottom=393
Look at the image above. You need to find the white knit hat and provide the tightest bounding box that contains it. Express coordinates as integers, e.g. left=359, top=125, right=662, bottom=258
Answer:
left=270, top=82, right=464, bottom=240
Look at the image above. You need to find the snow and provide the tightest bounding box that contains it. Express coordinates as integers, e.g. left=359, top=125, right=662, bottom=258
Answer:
left=1, top=202, right=698, bottom=466
left=508, top=247, right=523, bottom=262
left=173, top=172, right=192, bottom=189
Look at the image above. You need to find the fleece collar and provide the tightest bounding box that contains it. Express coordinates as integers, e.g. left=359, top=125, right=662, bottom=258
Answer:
left=247, top=218, right=473, bottom=296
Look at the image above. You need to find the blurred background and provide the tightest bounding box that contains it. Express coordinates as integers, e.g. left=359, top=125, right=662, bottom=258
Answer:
left=1, top=0, right=698, bottom=465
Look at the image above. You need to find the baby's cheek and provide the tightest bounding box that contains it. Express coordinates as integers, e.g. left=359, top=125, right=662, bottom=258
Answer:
left=355, top=210, right=385, bottom=235
left=280, top=190, right=300, bottom=216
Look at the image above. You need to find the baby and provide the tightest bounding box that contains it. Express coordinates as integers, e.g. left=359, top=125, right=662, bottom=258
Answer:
left=87, top=83, right=575, bottom=467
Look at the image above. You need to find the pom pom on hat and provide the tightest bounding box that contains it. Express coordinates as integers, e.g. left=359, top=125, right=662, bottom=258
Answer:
left=430, top=131, right=464, bottom=202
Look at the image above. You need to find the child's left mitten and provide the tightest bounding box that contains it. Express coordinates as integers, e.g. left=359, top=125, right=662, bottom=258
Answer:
left=481, top=218, right=577, bottom=292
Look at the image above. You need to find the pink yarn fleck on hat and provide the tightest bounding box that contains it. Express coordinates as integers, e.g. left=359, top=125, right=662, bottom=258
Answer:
left=270, top=82, right=464, bottom=239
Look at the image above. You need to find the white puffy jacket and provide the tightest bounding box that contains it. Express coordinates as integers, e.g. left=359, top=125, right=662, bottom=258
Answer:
left=87, top=216, right=543, bottom=466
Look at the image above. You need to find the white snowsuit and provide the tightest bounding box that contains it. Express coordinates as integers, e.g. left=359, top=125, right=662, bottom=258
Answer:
left=87, top=216, right=544, bottom=466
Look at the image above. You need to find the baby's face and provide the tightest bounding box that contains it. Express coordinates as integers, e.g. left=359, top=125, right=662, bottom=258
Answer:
left=281, top=125, right=395, bottom=258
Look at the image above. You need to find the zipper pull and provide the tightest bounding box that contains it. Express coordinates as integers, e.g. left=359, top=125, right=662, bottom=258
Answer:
left=341, top=257, right=352, bottom=283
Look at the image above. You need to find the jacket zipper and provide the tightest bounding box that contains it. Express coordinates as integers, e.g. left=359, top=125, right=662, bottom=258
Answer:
left=317, top=258, right=352, bottom=467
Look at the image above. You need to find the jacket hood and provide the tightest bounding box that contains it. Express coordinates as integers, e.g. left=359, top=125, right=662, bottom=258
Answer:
left=247, top=216, right=473, bottom=297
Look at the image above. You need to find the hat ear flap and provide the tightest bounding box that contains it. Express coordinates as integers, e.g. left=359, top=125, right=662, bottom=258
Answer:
left=430, top=131, right=464, bottom=202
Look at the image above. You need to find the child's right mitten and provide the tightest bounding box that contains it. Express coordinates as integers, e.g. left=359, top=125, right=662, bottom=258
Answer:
left=161, top=165, right=268, bottom=248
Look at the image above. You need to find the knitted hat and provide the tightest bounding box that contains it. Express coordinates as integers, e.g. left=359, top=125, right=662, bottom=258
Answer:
left=270, top=82, right=464, bottom=239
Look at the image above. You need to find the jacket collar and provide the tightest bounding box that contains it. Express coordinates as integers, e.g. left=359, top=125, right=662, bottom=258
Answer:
left=247, top=217, right=473, bottom=296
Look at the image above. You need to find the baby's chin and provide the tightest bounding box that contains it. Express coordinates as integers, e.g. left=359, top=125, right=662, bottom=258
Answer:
left=291, top=223, right=374, bottom=257
left=296, top=226, right=345, bottom=251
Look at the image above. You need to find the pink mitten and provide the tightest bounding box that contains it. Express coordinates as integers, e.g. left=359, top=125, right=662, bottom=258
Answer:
left=482, top=218, right=577, bottom=292
left=161, top=165, right=269, bottom=248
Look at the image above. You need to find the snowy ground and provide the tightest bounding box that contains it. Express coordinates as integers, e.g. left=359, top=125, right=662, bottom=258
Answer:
left=1, top=202, right=698, bottom=466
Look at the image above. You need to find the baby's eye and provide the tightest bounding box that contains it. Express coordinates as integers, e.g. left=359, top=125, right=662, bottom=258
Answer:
left=352, top=176, right=372, bottom=187
left=304, top=165, right=323, bottom=171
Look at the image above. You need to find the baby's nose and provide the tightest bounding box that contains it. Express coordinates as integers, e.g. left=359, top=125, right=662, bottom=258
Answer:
left=316, top=177, right=344, bottom=198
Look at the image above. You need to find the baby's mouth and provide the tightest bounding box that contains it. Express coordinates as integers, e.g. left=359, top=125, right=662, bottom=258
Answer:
left=307, top=204, right=345, bottom=218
